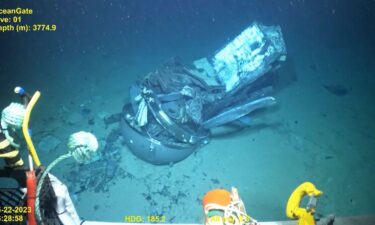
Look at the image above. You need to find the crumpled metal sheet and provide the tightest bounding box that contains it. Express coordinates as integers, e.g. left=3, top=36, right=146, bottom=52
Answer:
left=212, top=22, right=286, bottom=92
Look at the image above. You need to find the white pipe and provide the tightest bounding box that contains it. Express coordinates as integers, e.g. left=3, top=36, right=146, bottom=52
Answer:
left=28, top=154, right=33, bottom=171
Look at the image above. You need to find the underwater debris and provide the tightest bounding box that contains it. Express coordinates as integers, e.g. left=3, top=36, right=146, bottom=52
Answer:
left=80, top=107, right=91, bottom=116
left=210, top=178, right=220, bottom=184
left=88, top=118, right=95, bottom=125
left=65, top=128, right=123, bottom=194
left=177, top=191, right=187, bottom=198
left=106, top=128, right=121, bottom=143
left=105, top=159, right=118, bottom=180
left=104, top=113, right=121, bottom=127
left=118, top=168, right=135, bottom=180
left=142, top=193, right=152, bottom=201
left=155, top=186, right=171, bottom=197
left=323, top=84, right=349, bottom=96
left=143, top=193, right=159, bottom=207
left=122, top=22, right=286, bottom=165
left=170, top=194, right=180, bottom=204
left=167, top=190, right=188, bottom=205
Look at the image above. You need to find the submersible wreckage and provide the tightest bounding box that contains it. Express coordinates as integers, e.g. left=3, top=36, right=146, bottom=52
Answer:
left=120, top=22, right=286, bottom=165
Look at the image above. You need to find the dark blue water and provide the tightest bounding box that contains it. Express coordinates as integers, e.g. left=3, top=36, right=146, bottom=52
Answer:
left=1, top=0, right=374, bottom=223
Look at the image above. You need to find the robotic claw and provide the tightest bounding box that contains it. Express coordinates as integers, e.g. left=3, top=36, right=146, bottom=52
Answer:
left=121, top=22, right=287, bottom=165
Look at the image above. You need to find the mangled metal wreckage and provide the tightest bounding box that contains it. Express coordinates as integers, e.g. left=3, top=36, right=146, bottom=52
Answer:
left=121, top=22, right=287, bottom=165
